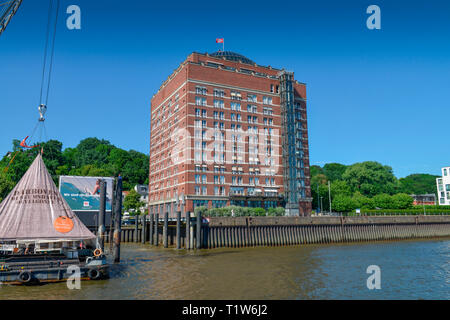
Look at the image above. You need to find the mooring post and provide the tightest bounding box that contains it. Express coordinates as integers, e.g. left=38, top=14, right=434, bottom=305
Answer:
left=134, top=214, right=139, bottom=243
left=154, top=213, right=159, bottom=246
left=97, top=179, right=106, bottom=252
left=163, top=212, right=169, bottom=248
left=196, top=211, right=202, bottom=249
left=141, top=214, right=146, bottom=244
left=190, top=212, right=195, bottom=249
left=113, top=176, right=123, bottom=263
left=176, top=211, right=181, bottom=249
left=185, top=211, right=190, bottom=250
left=149, top=212, right=154, bottom=245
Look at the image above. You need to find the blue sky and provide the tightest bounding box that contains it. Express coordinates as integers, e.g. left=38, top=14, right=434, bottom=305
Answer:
left=1, top=0, right=449, bottom=178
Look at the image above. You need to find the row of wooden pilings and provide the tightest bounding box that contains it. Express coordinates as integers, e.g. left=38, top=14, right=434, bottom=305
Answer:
left=97, top=215, right=450, bottom=249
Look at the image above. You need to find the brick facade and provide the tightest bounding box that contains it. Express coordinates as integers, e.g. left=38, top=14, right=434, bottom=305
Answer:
left=149, top=52, right=312, bottom=216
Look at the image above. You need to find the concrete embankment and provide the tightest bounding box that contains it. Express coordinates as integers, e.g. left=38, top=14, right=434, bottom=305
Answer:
left=96, top=215, right=450, bottom=249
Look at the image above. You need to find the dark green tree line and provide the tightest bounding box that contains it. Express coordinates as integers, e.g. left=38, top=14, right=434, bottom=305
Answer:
left=311, top=161, right=439, bottom=212
left=0, top=138, right=149, bottom=201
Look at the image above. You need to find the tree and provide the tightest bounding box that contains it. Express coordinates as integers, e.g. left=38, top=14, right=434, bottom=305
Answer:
left=323, top=163, right=347, bottom=182
left=331, top=195, right=358, bottom=212
left=123, top=189, right=145, bottom=215
left=399, top=174, right=439, bottom=195
left=331, top=180, right=352, bottom=198
left=75, top=138, right=113, bottom=167
left=310, top=165, right=324, bottom=178
left=373, top=194, right=394, bottom=209
left=0, top=138, right=150, bottom=200
left=353, top=191, right=375, bottom=209
left=0, top=172, right=15, bottom=203
left=342, top=161, right=399, bottom=197
left=391, top=193, right=413, bottom=209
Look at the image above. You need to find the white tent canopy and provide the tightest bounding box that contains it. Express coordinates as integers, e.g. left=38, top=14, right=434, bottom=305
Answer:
left=0, top=153, right=96, bottom=241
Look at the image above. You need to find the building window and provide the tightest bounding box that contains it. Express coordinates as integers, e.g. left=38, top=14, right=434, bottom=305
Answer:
left=214, top=89, right=225, bottom=97
left=263, top=96, right=273, bottom=105
left=231, top=91, right=242, bottom=100
left=248, top=94, right=257, bottom=102
left=196, top=97, right=207, bottom=106
left=247, top=105, right=257, bottom=113
left=196, top=86, right=207, bottom=95
left=214, top=99, right=224, bottom=108
left=231, top=102, right=241, bottom=111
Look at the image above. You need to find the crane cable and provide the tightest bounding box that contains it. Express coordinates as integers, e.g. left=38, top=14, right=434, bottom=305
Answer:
left=41, top=0, right=60, bottom=107
left=4, top=0, right=59, bottom=173
left=34, top=0, right=59, bottom=144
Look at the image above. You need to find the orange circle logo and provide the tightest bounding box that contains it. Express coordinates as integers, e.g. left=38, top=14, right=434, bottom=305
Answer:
left=54, top=216, right=74, bottom=233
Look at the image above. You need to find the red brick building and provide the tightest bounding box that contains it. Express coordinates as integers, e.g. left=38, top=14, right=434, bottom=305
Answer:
left=149, top=51, right=312, bottom=216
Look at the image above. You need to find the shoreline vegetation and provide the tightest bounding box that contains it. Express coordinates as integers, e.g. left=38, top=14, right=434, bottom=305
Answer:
left=0, top=138, right=149, bottom=203
left=1, top=138, right=446, bottom=215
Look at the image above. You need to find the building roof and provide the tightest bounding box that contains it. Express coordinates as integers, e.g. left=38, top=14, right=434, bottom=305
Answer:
left=209, top=51, right=255, bottom=65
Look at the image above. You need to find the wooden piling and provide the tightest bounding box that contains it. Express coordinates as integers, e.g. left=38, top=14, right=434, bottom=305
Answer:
left=154, top=213, right=159, bottom=246
left=134, top=216, right=139, bottom=243
left=113, top=176, right=123, bottom=263
left=149, top=213, right=154, bottom=245
left=163, top=212, right=169, bottom=248
left=196, top=211, right=201, bottom=249
left=185, top=211, right=190, bottom=250
left=141, top=215, right=146, bottom=244
left=176, top=211, right=181, bottom=249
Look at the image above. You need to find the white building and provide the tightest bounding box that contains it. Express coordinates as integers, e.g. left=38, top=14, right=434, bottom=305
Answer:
left=134, top=184, right=149, bottom=211
left=436, top=167, right=450, bottom=205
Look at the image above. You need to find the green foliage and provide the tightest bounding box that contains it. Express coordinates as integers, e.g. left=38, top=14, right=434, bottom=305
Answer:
left=310, top=165, right=324, bottom=178
left=123, top=189, right=145, bottom=215
left=323, top=163, right=347, bottom=182
left=0, top=172, right=15, bottom=203
left=352, top=192, right=375, bottom=209
left=331, top=195, right=358, bottom=212
left=199, top=206, right=285, bottom=217
left=342, top=161, right=398, bottom=197
left=391, top=193, right=414, bottom=209
left=310, top=161, right=437, bottom=213
left=330, top=180, right=352, bottom=197
left=0, top=138, right=149, bottom=199
left=373, top=193, right=394, bottom=209
left=399, top=174, right=439, bottom=195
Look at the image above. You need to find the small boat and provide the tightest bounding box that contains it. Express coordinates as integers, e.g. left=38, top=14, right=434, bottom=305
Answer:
left=0, top=153, right=109, bottom=285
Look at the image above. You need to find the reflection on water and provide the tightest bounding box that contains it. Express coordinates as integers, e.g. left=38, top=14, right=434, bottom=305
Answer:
left=1, top=239, right=449, bottom=300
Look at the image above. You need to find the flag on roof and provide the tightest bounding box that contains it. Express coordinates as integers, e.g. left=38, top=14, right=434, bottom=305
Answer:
left=0, top=153, right=96, bottom=241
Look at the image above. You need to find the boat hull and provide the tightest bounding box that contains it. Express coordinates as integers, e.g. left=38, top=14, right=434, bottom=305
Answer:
left=0, top=254, right=109, bottom=285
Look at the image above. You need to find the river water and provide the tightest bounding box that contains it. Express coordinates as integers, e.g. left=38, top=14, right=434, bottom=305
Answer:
left=1, top=239, right=449, bottom=300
